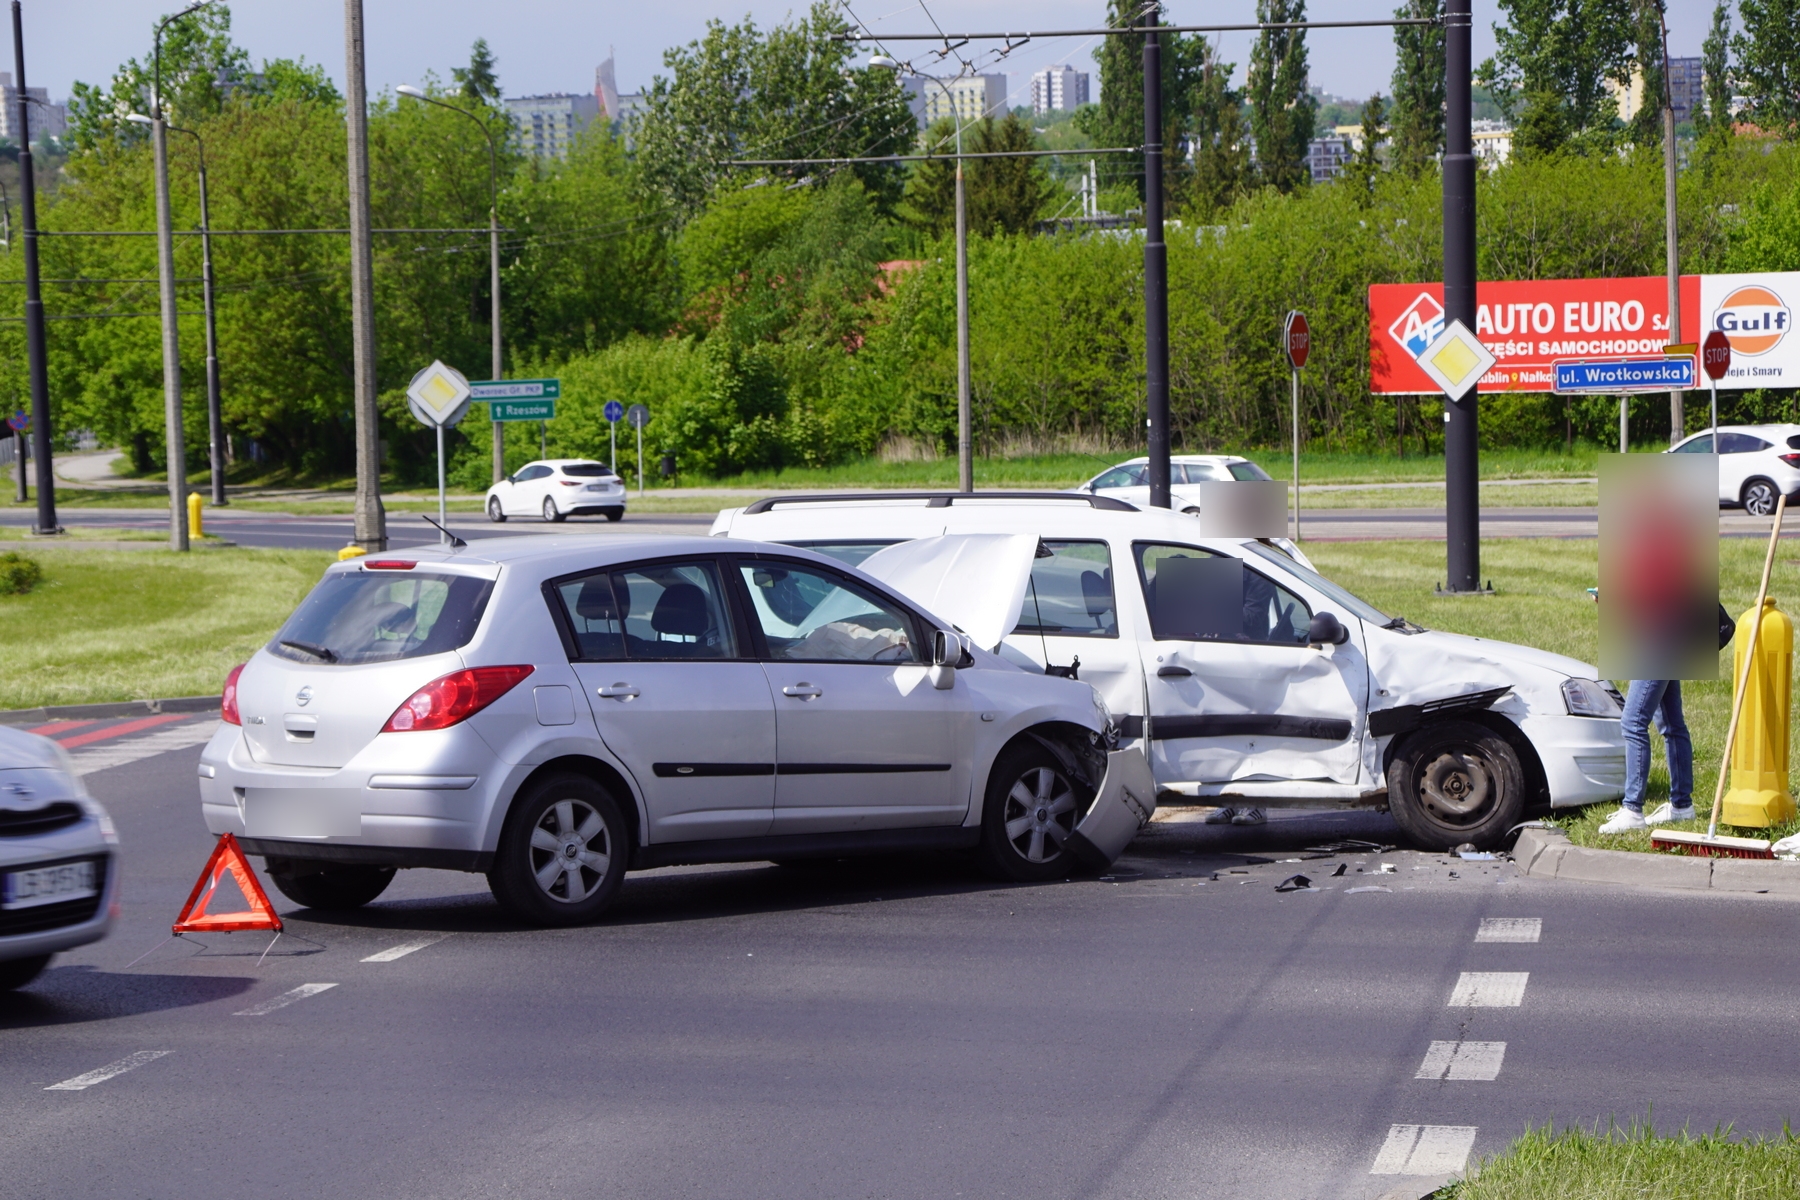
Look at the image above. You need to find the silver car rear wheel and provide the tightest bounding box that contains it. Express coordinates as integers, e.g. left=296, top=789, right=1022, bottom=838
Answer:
left=529, top=799, right=611, bottom=904
left=489, top=774, right=627, bottom=925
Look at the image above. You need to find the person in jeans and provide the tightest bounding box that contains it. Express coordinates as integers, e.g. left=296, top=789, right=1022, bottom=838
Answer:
left=1599, top=604, right=1734, bottom=834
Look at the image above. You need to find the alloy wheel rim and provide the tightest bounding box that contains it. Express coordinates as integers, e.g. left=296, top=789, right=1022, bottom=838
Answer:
left=1002, top=766, right=1076, bottom=863
left=527, top=799, right=610, bottom=903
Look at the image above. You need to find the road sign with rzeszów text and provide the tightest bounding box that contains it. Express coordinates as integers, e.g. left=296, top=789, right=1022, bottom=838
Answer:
left=486, top=399, right=556, bottom=422
left=469, top=378, right=561, bottom=401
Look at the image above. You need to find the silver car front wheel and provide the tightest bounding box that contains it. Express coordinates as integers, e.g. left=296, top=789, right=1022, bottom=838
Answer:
left=978, top=742, right=1091, bottom=882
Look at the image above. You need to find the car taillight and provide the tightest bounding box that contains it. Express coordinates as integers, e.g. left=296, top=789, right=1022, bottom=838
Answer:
left=221, top=662, right=246, bottom=725
left=382, top=665, right=534, bottom=732
left=559, top=480, right=580, bottom=486
left=1779, top=453, right=1800, bottom=468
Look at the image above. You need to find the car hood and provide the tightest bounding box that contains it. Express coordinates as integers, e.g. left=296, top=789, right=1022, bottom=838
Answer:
left=859, top=534, right=1038, bottom=649
left=1365, top=624, right=1600, bottom=715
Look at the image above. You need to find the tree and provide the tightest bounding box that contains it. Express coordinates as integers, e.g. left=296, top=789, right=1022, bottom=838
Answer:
left=1342, top=93, right=1387, bottom=197
left=1625, top=0, right=1667, bottom=149
left=452, top=38, right=501, bottom=105
left=1247, top=0, right=1316, bottom=192
left=1734, top=0, right=1800, bottom=137
left=1477, top=0, right=1635, bottom=153
left=1086, top=0, right=1205, bottom=202
left=1697, top=2, right=1732, bottom=139
left=1188, top=40, right=1251, bottom=216
left=633, top=3, right=915, bottom=221
left=66, top=5, right=251, bottom=151
left=905, top=114, right=1058, bottom=237
left=1389, top=0, right=1446, bottom=175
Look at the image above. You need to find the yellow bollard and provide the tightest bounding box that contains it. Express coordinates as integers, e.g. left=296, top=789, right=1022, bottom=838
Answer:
left=1720, top=596, right=1796, bottom=827
left=337, top=544, right=368, bottom=562
left=187, top=491, right=203, bottom=539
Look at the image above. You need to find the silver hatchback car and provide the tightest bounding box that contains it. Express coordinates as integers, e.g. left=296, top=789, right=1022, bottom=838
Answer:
left=200, top=536, right=1149, bottom=926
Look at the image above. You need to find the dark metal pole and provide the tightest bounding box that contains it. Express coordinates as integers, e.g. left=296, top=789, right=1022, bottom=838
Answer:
left=345, top=0, right=385, bottom=550
left=11, top=1, right=57, bottom=535
left=1442, top=0, right=1478, bottom=591
left=1142, top=8, right=1170, bottom=509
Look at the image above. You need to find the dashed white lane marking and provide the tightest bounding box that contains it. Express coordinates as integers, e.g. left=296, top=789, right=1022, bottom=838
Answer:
left=44, top=1050, right=173, bottom=1091
left=70, top=721, right=218, bottom=776
left=362, top=934, right=449, bottom=963
left=1371, top=1124, right=1479, bottom=1175
left=1476, top=917, right=1541, bottom=943
left=234, top=983, right=337, bottom=1016
left=1448, top=971, right=1528, bottom=1007
left=1416, top=1040, right=1507, bottom=1081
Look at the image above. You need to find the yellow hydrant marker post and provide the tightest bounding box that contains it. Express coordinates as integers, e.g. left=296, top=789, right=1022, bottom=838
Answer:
left=186, top=491, right=203, bottom=540
left=1720, top=597, right=1796, bottom=828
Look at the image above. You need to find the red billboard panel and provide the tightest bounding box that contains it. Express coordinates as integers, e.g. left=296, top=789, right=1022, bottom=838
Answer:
left=1370, top=276, right=1702, bottom=394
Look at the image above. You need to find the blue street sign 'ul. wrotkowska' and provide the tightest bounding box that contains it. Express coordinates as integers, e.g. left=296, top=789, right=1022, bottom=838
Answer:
left=1552, top=356, right=1697, bottom=394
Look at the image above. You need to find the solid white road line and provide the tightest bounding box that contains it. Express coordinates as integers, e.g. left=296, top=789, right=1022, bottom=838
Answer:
left=361, top=934, right=449, bottom=963
left=233, top=982, right=338, bottom=1016
left=44, top=1050, right=173, bottom=1091
left=70, top=721, right=218, bottom=776
left=1448, top=971, right=1529, bottom=1007
left=1415, top=1040, right=1507, bottom=1081
left=1371, top=1124, right=1479, bottom=1175
left=1476, top=917, right=1542, bottom=943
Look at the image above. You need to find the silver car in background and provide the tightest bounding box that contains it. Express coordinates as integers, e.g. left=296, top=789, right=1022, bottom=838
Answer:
left=1, top=726, right=120, bottom=990
left=200, top=536, right=1150, bottom=927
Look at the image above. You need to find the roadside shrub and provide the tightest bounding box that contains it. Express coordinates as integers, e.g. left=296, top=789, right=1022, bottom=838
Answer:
left=0, top=552, right=44, bottom=596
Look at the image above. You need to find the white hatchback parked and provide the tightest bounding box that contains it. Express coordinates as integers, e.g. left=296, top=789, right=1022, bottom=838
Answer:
left=200, top=535, right=1152, bottom=926
left=1666, top=424, right=1800, bottom=516
left=1073, top=454, right=1274, bottom=513
left=485, top=459, right=628, bottom=523
left=713, top=493, right=1629, bottom=850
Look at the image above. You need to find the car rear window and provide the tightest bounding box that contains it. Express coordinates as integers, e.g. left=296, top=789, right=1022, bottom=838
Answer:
left=560, top=463, right=616, bottom=477
left=269, top=571, right=493, bottom=665
left=1015, top=540, right=1118, bottom=638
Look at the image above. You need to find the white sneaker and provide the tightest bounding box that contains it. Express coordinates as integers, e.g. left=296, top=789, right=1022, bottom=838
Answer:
left=1598, top=807, right=1647, bottom=835
left=1204, top=807, right=1238, bottom=825
left=1646, top=802, right=1696, bottom=826
left=1230, top=807, right=1267, bottom=826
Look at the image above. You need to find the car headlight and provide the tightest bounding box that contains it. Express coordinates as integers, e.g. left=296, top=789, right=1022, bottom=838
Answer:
left=1562, top=677, right=1622, bottom=718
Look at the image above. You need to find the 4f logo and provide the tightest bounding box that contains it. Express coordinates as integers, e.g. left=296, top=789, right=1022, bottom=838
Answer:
left=1388, top=292, right=1445, bottom=361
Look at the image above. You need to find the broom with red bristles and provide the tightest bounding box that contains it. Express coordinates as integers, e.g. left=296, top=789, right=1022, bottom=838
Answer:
left=1651, top=495, right=1784, bottom=861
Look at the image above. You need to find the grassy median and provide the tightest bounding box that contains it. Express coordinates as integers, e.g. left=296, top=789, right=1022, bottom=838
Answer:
left=1442, top=1121, right=1800, bottom=1199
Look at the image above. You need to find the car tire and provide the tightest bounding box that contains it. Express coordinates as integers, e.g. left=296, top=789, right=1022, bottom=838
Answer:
left=488, top=773, right=628, bottom=926
left=1387, top=719, right=1525, bottom=851
left=1181, top=506, right=1201, bottom=516
left=977, top=741, right=1092, bottom=883
left=0, top=953, right=51, bottom=991
left=542, top=496, right=565, bottom=523
left=1742, top=477, right=1779, bottom=517
left=487, top=497, right=506, bottom=523
left=603, top=507, right=624, bottom=523
left=265, top=860, right=396, bottom=911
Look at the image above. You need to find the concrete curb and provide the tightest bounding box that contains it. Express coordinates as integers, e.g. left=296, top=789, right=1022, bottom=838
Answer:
left=0, top=695, right=221, bottom=727
left=1514, top=826, right=1800, bottom=896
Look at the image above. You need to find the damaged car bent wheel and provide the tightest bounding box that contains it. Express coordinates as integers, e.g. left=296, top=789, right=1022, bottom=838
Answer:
left=489, top=774, right=627, bottom=925
left=978, top=742, right=1092, bottom=882
left=1387, top=719, right=1524, bottom=851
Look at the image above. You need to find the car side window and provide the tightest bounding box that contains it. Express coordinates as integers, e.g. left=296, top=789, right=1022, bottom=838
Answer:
left=616, top=561, right=738, bottom=659
left=738, top=561, right=919, bottom=663
left=1015, top=540, right=1118, bottom=638
left=1092, top=465, right=1147, bottom=489
left=1228, top=461, right=1273, bottom=481
left=1185, top=462, right=1231, bottom=482
left=552, top=574, right=626, bottom=661
left=1136, top=542, right=1312, bottom=646
left=515, top=464, right=551, bottom=482
left=1673, top=435, right=1714, bottom=454
left=1719, top=432, right=1772, bottom=454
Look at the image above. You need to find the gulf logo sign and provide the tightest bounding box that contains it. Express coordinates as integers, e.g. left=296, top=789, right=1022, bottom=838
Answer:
left=1712, top=284, right=1790, bottom=356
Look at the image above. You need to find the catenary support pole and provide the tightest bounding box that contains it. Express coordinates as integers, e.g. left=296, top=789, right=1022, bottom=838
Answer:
left=1441, top=0, right=1478, bottom=589
left=953, top=86, right=972, bottom=494
left=13, top=1, right=57, bottom=536
left=1661, top=5, right=1682, bottom=446
left=1619, top=396, right=1628, bottom=453
left=636, top=423, right=644, bottom=498
left=168, top=126, right=225, bottom=507
left=344, top=0, right=386, bottom=551
left=151, top=115, right=187, bottom=551
left=1142, top=8, right=1171, bottom=509
left=491, top=204, right=503, bottom=484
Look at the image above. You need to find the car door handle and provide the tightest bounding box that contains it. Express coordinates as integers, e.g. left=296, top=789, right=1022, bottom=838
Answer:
left=596, top=684, right=640, bottom=700
left=1157, top=665, right=1192, bottom=677
left=781, top=684, right=823, bottom=699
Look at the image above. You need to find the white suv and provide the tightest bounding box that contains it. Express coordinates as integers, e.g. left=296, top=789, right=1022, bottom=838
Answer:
left=1074, top=455, right=1273, bottom=513
left=1667, top=424, right=1800, bottom=516
left=486, top=459, right=628, bottom=523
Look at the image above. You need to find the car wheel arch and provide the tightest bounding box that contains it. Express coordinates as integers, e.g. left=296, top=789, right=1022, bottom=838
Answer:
left=983, top=721, right=1108, bottom=803
left=1380, top=710, right=1549, bottom=820
left=503, top=754, right=644, bottom=856
left=1741, top=476, right=1780, bottom=514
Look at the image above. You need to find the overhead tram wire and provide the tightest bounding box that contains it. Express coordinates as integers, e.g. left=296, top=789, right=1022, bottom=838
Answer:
left=832, top=17, right=1440, bottom=41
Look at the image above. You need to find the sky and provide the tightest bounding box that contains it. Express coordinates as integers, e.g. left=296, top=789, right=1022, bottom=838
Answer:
left=22, top=1, right=1720, bottom=110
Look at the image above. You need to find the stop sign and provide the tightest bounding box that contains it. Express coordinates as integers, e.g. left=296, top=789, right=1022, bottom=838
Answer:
left=1702, top=329, right=1732, bottom=381
left=1283, top=310, right=1310, bottom=370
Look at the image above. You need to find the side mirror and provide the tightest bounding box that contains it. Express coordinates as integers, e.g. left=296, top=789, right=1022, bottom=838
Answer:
left=930, top=630, right=971, bottom=687
left=1307, top=611, right=1350, bottom=647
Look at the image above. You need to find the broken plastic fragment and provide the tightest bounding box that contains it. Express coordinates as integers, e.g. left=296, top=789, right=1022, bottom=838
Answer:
left=1345, top=885, right=1392, bottom=894
left=1376, top=863, right=1397, bottom=874
left=1330, top=863, right=1347, bottom=877
left=1274, top=874, right=1314, bottom=892
left=1457, top=850, right=1498, bottom=861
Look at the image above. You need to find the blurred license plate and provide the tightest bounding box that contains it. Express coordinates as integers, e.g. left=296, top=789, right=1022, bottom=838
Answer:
left=3, top=860, right=98, bottom=909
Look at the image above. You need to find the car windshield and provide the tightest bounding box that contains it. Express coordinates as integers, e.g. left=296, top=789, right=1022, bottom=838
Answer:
left=560, top=463, right=615, bottom=478
left=269, top=570, right=494, bottom=665
left=1241, top=541, right=1394, bottom=627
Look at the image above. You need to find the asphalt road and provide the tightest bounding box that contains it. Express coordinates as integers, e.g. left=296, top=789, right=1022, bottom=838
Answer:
left=3, top=717, right=1797, bottom=1199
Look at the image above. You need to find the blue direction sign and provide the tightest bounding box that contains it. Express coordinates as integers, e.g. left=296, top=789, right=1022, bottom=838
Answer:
left=1553, top=356, right=1696, bottom=394
left=469, top=378, right=561, bottom=401
left=603, top=400, right=625, bottom=423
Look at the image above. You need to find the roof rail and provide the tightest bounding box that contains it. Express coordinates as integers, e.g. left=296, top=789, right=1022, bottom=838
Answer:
left=739, top=490, right=1141, bottom=515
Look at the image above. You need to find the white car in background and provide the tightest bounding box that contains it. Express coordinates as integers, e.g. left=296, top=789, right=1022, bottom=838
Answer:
left=713, top=492, right=1628, bottom=851
left=1667, top=424, right=1800, bottom=516
left=486, top=459, right=628, bottom=524
left=1074, top=455, right=1275, bottom=513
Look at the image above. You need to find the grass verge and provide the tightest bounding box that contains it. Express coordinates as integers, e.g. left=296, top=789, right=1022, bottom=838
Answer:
left=0, top=548, right=333, bottom=709
left=1443, top=1120, right=1800, bottom=1199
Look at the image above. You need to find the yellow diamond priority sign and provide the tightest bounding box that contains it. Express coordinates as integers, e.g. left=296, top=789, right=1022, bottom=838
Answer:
left=406, top=360, right=473, bottom=429
left=1416, top=319, right=1495, bottom=401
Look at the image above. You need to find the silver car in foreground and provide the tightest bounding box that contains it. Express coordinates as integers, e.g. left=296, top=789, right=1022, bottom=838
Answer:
left=200, top=536, right=1151, bottom=926
left=1, top=726, right=120, bottom=990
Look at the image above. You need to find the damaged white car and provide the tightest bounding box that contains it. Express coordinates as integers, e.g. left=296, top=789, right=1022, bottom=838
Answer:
left=712, top=494, right=1628, bottom=850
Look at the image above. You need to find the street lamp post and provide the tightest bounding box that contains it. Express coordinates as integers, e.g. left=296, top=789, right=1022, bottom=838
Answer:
left=10, top=0, right=58, bottom=535
left=396, top=85, right=504, bottom=484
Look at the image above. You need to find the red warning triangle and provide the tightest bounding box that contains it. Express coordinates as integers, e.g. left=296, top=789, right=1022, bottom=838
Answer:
left=173, top=833, right=284, bottom=934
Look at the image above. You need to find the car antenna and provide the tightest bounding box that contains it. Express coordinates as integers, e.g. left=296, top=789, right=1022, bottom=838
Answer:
left=421, top=513, right=466, bottom=549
